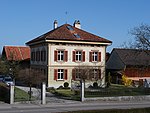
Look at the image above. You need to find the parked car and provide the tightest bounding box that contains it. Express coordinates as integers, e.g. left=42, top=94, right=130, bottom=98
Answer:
left=3, top=76, right=14, bottom=86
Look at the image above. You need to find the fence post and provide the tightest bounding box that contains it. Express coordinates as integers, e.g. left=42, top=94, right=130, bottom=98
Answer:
left=80, top=80, right=85, bottom=102
left=10, top=85, right=14, bottom=104
left=41, top=82, right=46, bottom=104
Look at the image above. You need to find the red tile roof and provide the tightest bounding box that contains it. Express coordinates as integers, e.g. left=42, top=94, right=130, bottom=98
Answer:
left=26, top=24, right=112, bottom=45
left=2, top=46, right=30, bottom=61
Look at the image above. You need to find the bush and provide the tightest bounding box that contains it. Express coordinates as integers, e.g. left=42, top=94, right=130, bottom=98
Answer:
left=122, top=75, right=132, bottom=86
left=93, top=82, right=98, bottom=88
left=57, top=85, right=63, bottom=89
left=0, top=82, right=9, bottom=103
left=64, top=82, right=69, bottom=88
left=47, top=87, right=56, bottom=93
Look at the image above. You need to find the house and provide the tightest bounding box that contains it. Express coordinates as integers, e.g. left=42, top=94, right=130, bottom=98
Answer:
left=26, top=20, right=112, bottom=88
left=106, top=48, right=150, bottom=84
left=2, top=46, right=30, bottom=69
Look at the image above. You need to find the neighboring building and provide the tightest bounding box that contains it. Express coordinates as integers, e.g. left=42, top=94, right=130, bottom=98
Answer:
left=26, top=20, right=112, bottom=88
left=2, top=46, right=30, bottom=69
left=106, top=48, right=150, bottom=84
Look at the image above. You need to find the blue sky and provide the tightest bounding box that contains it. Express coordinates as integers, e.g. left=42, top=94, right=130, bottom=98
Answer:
left=0, top=0, right=150, bottom=53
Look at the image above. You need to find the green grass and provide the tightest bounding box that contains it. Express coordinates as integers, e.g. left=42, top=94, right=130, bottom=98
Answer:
left=85, top=84, right=150, bottom=97
left=60, top=107, right=150, bottom=113
left=49, top=84, right=150, bottom=99
left=14, top=87, right=30, bottom=102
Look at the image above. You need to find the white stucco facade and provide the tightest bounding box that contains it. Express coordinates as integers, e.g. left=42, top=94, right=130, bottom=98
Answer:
left=30, top=42, right=108, bottom=88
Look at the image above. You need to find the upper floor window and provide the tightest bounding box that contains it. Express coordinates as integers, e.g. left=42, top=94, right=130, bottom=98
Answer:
left=89, top=51, right=101, bottom=62
left=36, top=50, right=40, bottom=61
left=54, top=69, right=67, bottom=80
left=54, top=50, right=68, bottom=62
left=41, top=49, right=46, bottom=62
left=31, top=51, right=35, bottom=61
left=73, top=50, right=85, bottom=62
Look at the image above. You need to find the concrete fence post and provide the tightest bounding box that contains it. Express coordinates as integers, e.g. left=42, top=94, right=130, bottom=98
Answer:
left=80, top=80, right=85, bottom=102
left=10, top=85, right=14, bottom=104
left=41, top=82, right=46, bottom=104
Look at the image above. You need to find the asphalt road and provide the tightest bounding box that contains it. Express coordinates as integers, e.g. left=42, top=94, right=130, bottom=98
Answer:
left=0, top=101, right=150, bottom=113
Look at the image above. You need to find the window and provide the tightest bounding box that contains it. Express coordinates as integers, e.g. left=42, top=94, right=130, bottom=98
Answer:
left=92, top=52, right=98, bottom=61
left=73, top=50, right=85, bottom=62
left=89, top=51, right=101, bottom=62
left=54, top=69, right=67, bottom=80
left=58, top=51, right=64, bottom=61
left=54, top=50, right=68, bottom=62
left=72, top=68, right=101, bottom=81
left=41, top=49, right=46, bottom=61
left=36, top=50, right=40, bottom=61
left=31, top=51, right=35, bottom=61
left=92, top=69, right=101, bottom=80
left=58, top=69, right=64, bottom=80
left=92, top=69, right=98, bottom=79
left=76, top=51, right=82, bottom=61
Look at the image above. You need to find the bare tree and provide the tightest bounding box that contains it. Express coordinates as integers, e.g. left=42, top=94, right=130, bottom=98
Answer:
left=72, top=65, right=104, bottom=88
left=130, top=23, right=150, bottom=50
left=122, top=23, right=150, bottom=50
left=18, top=68, right=46, bottom=100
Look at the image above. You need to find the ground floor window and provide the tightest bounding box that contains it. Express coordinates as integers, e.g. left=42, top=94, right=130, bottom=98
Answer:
left=54, top=69, right=67, bottom=80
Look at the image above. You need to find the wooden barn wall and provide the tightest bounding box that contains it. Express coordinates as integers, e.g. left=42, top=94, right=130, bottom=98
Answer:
left=124, top=67, right=150, bottom=77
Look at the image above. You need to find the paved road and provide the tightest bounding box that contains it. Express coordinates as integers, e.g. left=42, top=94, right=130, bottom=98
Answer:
left=0, top=101, right=150, bottom=113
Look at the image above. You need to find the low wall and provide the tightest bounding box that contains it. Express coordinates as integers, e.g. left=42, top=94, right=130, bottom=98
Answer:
left=84, top=95, right=150, bottom=101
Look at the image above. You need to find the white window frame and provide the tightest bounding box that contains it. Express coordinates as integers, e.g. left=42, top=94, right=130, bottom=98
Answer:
left=58, top=51, right=64, bottom=61
left=76, top=51, right=82, bottom=61
left=57, top=69, right=64, bottom=80
left=92, top=52, right=98, bottom=62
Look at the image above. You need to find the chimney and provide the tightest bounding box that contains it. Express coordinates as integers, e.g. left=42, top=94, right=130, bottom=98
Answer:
left=74, top=20, right=81, bottom=29
left=54, top=20, right=58, bottom=29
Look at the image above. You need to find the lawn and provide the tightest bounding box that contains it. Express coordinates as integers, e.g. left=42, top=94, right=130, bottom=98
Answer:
left=49, top=84, right=150, bottom=100
left=14, top=87, right=30, bottom=102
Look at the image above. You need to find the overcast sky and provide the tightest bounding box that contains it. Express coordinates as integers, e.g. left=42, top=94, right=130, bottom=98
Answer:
left=0, top=0, right=150, bottom=52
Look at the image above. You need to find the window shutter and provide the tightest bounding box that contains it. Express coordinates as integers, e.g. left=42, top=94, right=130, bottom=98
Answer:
left=54, top=69, right=58, bottom=80
left=64, top=51, right=68, bottom=62
left=89, top=51, right=93, bottom=62
left=98, top=52, right=101, bottom=62
left=72, top=69, right=76, bottom=80
left=82, top=51, right=85, bottom=62
left=64, top=69, right=68, bottom=80
left=73, top=51, right=76, bottom=62
left=54, top=50, right=57, bottom=61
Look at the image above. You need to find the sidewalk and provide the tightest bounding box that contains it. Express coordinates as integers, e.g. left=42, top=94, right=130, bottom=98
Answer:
left=0, top=100, right=150, bottom=111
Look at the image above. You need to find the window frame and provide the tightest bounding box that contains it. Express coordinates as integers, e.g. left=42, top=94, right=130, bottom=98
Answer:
left=57, top=69, right=64, bottom=80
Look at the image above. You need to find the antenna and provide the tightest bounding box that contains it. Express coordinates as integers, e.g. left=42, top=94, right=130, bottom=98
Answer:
left=65, top=11, right=68, bottom=24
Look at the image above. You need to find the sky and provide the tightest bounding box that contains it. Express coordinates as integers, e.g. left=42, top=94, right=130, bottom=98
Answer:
left=0, top=0, right=150, bottom=53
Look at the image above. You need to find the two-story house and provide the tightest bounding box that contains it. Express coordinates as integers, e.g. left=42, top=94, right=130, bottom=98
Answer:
left=26, top=20, right=112, bottom=88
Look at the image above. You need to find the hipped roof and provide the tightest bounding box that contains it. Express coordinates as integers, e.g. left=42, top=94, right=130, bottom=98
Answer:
left=26, top=24, right=112, bottom=45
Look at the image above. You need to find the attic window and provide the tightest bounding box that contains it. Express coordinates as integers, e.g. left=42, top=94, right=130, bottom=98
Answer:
left=74, top=33, right=80, bottom=38
left=67, top=26, right=74, bottom=31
